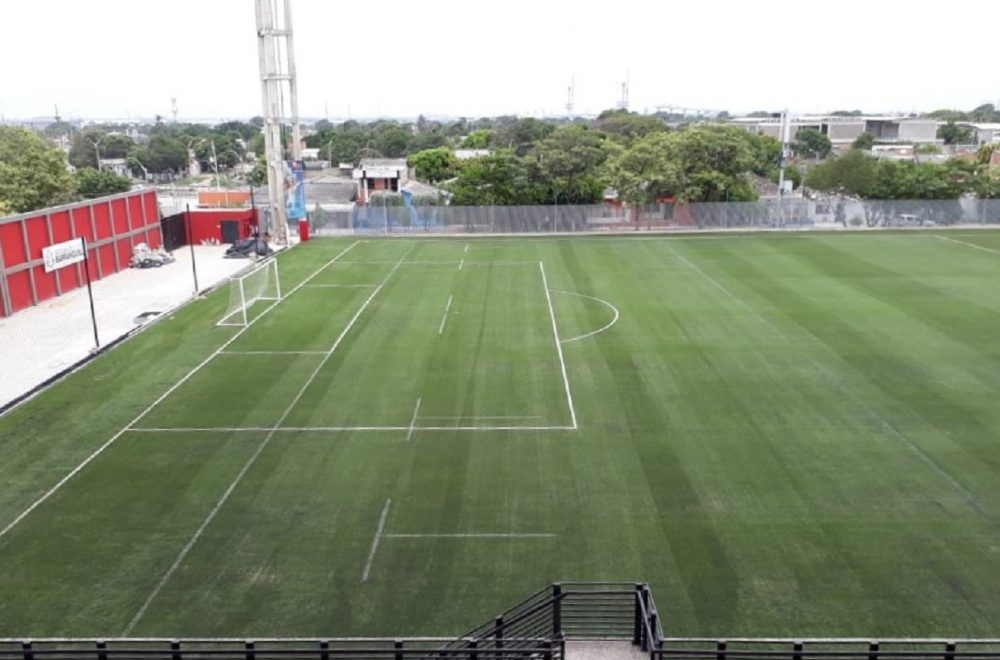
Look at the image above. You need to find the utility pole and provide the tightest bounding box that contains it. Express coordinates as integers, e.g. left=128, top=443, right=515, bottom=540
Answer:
left=255, top=0, right=302, bottom=245
left=776, top=109, right=791, bottom=227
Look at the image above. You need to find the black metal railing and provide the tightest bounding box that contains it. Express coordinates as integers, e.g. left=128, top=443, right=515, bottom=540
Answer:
left=4, top=584, right=1000, bottom=660
left=655, top=639, right=1000, bottom=660
left=0, top=638, right=561, bottom=660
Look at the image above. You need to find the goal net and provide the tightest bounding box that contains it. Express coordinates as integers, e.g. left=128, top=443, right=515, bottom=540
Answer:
left=218, top=259, right=281, bottom=326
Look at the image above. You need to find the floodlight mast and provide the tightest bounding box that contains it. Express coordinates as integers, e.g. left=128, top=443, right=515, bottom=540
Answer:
left=254, top=0, right=302, bottom=246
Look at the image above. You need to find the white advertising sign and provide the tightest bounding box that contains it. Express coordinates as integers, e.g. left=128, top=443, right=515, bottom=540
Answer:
left=42, top=239, right=85, bottom=273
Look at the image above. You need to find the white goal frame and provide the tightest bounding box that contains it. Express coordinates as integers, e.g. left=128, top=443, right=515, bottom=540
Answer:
left=217, top=258, right=282, bottom=327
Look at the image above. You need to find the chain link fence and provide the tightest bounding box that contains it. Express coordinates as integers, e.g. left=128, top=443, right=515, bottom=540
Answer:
left=306, top=199, right=1000, bottom=236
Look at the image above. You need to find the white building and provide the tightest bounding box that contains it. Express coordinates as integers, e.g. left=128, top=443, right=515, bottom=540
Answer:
left=731, top=115, right=940, bottom=145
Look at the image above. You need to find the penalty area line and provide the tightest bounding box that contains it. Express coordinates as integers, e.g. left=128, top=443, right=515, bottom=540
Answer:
left=0, top=240, right=362, bottom=543
left=382, top=532, right=557, bottom=539
left=405, top=398, right=422, bottom=442
left=437, top=294, right=453, bottom=335
left=362, top=498, right=392, bottom=582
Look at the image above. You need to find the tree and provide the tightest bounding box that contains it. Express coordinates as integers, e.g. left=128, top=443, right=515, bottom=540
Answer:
left=314, top=119, right=335, bottom=132
left=130, top=134, right=187, bottom=173
left=594, top=109, right=668, bottom=145
left=447, top=151, right=540, bottom=205
left=492, top=117, right=555, bottom=155
left=75, top=168, right=131, bottom=198
left=805, top=150, right=972, bottom=226
left=248, top=157, right=267, bottom=187
left=792, top=128, right=832, bottom=159
left=372, top=124, right=411, bottom=158
left=938, top=122, right=974, bottom=145
left=0, top=127, right=77, bottom=213
left=853, top=132, right=875, bottom=150
left=533, top=125, right=613, bottom=203
left=460, top=129, right=491, bottom=149
left=605, top=126, right=761, bottom=203
left=408, top=148, right=459, bottom=183
left=68, top=130, right=136, bottom=170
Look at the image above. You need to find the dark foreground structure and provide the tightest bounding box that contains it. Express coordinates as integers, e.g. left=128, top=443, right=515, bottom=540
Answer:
left=3, top=583, right=999, bottom=660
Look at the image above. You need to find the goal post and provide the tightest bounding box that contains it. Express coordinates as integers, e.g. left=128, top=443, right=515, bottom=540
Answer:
left=218, top=258, right=281, bottom=327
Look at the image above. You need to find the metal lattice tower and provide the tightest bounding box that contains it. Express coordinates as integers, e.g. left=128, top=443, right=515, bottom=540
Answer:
left=254, top=0, right=302, bottom=246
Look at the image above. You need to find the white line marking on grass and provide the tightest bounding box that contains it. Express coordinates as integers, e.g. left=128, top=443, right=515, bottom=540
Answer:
left=464, top=243, right=470, bottom=253
left=933, top=234, right=1000, bottom=256
left=539, top=262, right=578, bottom=430
left=0, top=241, right=363, bottom=543
left=382, top=533, right=557, bottom=539
left=129, top=427, right=276, bottom=433
left=130, top=424, right=575, bottom=433
left=418, top=415, right=544, bottom=421
left=302, top=284, right=378, bottom=289
left=405, top=398, right=422, bottom=442
left=125, top=246, right=413, bottom=633
left=458, top=258, right=464, bottom=270
left=437, top=294, right=453, bottom=335
left=662, top=241, right=986, bottom=512
left=362, top=499, right=392, bottom=581
left=551, top=289, right=620, bottom=344
left=221, top=351, right=327, bottom=356
left=463, top=260, right=538, bottom=267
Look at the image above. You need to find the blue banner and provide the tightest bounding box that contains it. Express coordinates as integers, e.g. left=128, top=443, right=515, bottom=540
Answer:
left=286, top=161, right=307, bottom=220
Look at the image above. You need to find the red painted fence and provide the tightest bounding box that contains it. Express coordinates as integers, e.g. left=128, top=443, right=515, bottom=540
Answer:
left=0, top=190, right=160, bottom=317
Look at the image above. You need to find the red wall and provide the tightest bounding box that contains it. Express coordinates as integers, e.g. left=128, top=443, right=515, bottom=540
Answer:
left=0, top=190, right=160, bottom=317
left=186, top=209, right=258, bottom=244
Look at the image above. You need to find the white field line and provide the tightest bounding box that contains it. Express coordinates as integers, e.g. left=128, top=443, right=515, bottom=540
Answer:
left=221, top=351, right=326, bottom=356
left=362, top=498, right=392, bottom=582
left=437, top=294, right=453, bottom=335
left=662, top=242, right=984, bottom=509
left=539, top=262, right=578, bottom=430
left=464, top=243, right=470, bottom=253
left=458, top=258, right=464, bottom=270
left=933, top=234, right=1000, bottom=256
left=419, top=415, right=543, bottom=421
left=333, top=260, right=459, bottom=265
left=124, top=246, right=413, bottom=634
left=382, top=533, right=557, bottom=539
left=0, top=240, right=362, bottom=543
left=551, top=289, right=621, bottom=344
left=302, top=284, right=378, bottom=289
left=463, top=260, right=538, bottom=267
left=405, top=398, right=422, bottom=442
left=130, top=425, right=574, bottom=433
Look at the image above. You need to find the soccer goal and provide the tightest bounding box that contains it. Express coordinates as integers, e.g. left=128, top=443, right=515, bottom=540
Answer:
left=217, top=258, right=282, bottom=327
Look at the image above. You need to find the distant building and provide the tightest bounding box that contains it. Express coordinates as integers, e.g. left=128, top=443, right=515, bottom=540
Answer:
left=454, top=149, right=492, bottom=160
left=352, top=158, right=409, bottom=205
left=98, top=158, right=130, bottom=178
left=731, top=115, right=939, bottom=145
left=958, top=123, right=1000, bottom=146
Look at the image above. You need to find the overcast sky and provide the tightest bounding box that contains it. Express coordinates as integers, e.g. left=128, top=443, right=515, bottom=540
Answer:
left=2, top=0, right=998, bottom=121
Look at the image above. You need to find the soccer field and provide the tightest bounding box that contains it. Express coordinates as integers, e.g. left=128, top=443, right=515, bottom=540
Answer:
left=2, top=231, right=1000, bottom=639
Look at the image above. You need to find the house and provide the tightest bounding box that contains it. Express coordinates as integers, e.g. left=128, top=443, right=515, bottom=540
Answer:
left=958, top=123, right=1000, bottom=146
left=352, top=158, right=409, bottom=205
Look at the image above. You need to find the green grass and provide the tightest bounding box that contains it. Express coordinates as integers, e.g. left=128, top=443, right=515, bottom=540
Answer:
left=2, top=231, right=1000, bottom=638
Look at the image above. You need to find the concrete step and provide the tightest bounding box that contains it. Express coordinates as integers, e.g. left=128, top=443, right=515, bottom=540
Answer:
left=565, top=641, right=647, bottom=660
